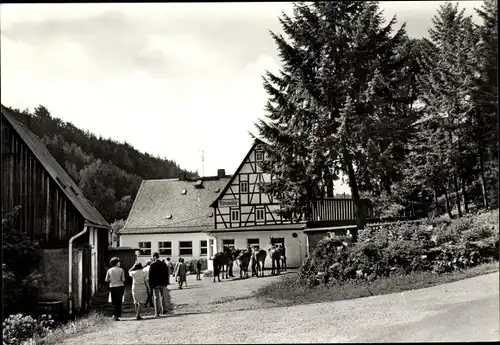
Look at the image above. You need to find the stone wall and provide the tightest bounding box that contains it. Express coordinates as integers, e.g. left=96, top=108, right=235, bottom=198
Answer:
left=37, top=248, right=79, bottom=311
left=306, top=228, right=352, bottom=253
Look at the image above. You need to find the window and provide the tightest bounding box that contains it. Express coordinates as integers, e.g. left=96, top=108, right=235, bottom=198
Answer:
left=231, top=209, right=240, bottom=222
left=200, top=240, right=208, bottom=256
left=240, top=181, right=248, bottom=193
left=256, top=207, right=265, bottom=221
left=138, top=242, right=151, bottom=256
left=255, top=150, right=264, bottom=162
left=179, top=241, right=193, bottom=256
left=222, top=239, right=235, bottom=247
left=158, top=241, right=172, bottom=256
left=247, top=238, right=260, bottom=246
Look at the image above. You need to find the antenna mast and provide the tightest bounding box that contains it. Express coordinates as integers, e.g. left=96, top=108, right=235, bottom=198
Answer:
left=199, top=149, right=205, bottom=177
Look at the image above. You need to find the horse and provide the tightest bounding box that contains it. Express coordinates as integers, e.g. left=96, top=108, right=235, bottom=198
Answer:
left=236, top=249, right=252, bottom=279
left=268, top=245, right=281, bottom=275
left=251, top=245, right=267, bottom=277
left=212, top=246, right=232, bottom=282
left=277, top=244, right=287, bottom=272
left=226, top=246, right=238, bottom=278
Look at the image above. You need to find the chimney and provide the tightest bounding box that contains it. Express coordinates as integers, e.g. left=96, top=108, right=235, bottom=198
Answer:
left=217, top=169, right=226, bottom=178
left=178, top=172, right=186, bottom=181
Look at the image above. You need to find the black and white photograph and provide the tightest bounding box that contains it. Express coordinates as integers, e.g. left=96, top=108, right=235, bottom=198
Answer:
left=1, top=1, right=498, bottom=344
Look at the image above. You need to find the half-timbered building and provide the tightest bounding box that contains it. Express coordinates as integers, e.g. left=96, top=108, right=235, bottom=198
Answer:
left=207, top=141, right=307, bottom=269
left=1, top=105, right=110, bottom=315
left=207, top=139, right=375, bottom=270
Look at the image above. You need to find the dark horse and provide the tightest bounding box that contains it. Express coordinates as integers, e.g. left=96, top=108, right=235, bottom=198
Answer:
left=268, top=245, right=281, bottom=275
left=236, top=248, right=252, bottom=279
left=251, top=246, right=267, bottom=277
left=213, top=246, right=232, bottom=282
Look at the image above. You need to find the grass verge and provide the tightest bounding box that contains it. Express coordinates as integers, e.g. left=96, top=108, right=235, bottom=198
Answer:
left=32, top=311, right=111, bottom=345
left=255, top=261, right=499, bottom=307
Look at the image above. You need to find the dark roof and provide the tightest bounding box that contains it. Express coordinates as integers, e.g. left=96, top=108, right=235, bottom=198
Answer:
left=303, top=225, right=357, bottom=233
left=210, top=138, right=264, bottom=208
left=207, top=222, right=305, bottom=233
left=1, top=105, right=110, bottom=228
left=119, top=177, right=231, bottom=235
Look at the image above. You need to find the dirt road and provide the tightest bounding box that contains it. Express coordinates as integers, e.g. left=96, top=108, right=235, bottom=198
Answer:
left=63, top=272, right=499, bottom=344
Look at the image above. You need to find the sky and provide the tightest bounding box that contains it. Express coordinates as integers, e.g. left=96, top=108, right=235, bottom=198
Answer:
left=1, top=2, right=480, bottom=195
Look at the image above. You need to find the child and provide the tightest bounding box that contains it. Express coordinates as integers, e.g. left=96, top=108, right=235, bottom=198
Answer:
left=105, top=257, right=125, bottom=321
left=196, top=259, right=202, bottom=280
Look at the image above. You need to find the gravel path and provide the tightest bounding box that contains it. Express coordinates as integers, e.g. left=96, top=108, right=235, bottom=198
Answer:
left=63, top=272, right=499, bottom=344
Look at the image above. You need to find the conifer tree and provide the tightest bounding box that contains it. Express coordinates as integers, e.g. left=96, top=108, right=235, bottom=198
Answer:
left=416, top=2, right=479, bottom=217
left=471, top=0, right=498, bottom=208
left=256, top=1, right=416, bottom=227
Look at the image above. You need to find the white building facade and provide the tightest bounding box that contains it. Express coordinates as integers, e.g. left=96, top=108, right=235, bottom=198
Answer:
left=207, top=140, right=308, bottom=271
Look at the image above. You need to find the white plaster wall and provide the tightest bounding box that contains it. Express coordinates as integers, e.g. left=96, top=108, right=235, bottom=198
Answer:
left=211, top=230, right=307, bottom=269
left=119, top=232, right=211, bottom=264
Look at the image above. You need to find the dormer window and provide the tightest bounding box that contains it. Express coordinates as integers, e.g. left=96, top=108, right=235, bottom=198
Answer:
left=214, top=188, right=220, bottom=193
left=255, top=150, right=264, bottom=162
left=166, top=214, right=173, bottom=220
left=181, top=189, right=187, bottom=195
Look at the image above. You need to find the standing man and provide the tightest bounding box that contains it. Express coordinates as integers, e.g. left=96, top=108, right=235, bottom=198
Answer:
left=148, top=252, right=169, bottom=316
left=142, top=259, right=154, bottom=308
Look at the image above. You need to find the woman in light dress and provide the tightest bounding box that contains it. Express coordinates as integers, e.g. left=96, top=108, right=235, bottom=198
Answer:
left=128, top=262, right=148, bottom=320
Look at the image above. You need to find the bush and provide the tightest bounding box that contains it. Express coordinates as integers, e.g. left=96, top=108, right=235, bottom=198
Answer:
left=299, top=210, right=499, bottom=287
left=2, top=207, right=43, bottom=318
left=3, top=313, right=54, bottom=345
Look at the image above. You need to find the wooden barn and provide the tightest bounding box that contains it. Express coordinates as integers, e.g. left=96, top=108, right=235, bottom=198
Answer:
left=1, top=105, right=111, bottom=315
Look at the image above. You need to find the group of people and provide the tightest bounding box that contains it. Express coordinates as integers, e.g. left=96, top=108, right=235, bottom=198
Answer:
left=105, top=254, right=204, bottom=320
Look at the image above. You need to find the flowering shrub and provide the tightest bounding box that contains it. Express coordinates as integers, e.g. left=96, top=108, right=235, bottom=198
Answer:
left=299, top=210, right=499, bottom=287
left=3, top=313, right=54, bottom=345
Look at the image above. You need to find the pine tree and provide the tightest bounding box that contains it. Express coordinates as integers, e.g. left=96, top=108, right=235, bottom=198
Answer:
left=471, top=0, right=498, bottom=208
left=256, top=1, right=416, bottom=227
left=417, top=2, right=480, bottom=217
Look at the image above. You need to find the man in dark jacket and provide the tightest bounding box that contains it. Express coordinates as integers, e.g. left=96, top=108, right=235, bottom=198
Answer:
left=149, top=252, right=169, bottom=316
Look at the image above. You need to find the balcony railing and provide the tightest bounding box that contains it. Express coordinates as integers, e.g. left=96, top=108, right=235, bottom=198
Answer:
left=310, top=198, right=373, bottom=221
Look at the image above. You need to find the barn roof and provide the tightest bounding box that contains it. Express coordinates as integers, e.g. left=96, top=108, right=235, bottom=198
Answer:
left=1, top=105, right=110, bottom=228
left=119, top=176, right=231, bottom=235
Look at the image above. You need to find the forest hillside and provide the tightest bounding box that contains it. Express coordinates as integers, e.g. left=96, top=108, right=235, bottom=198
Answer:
left=5, top=105, right=197, bottom=226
